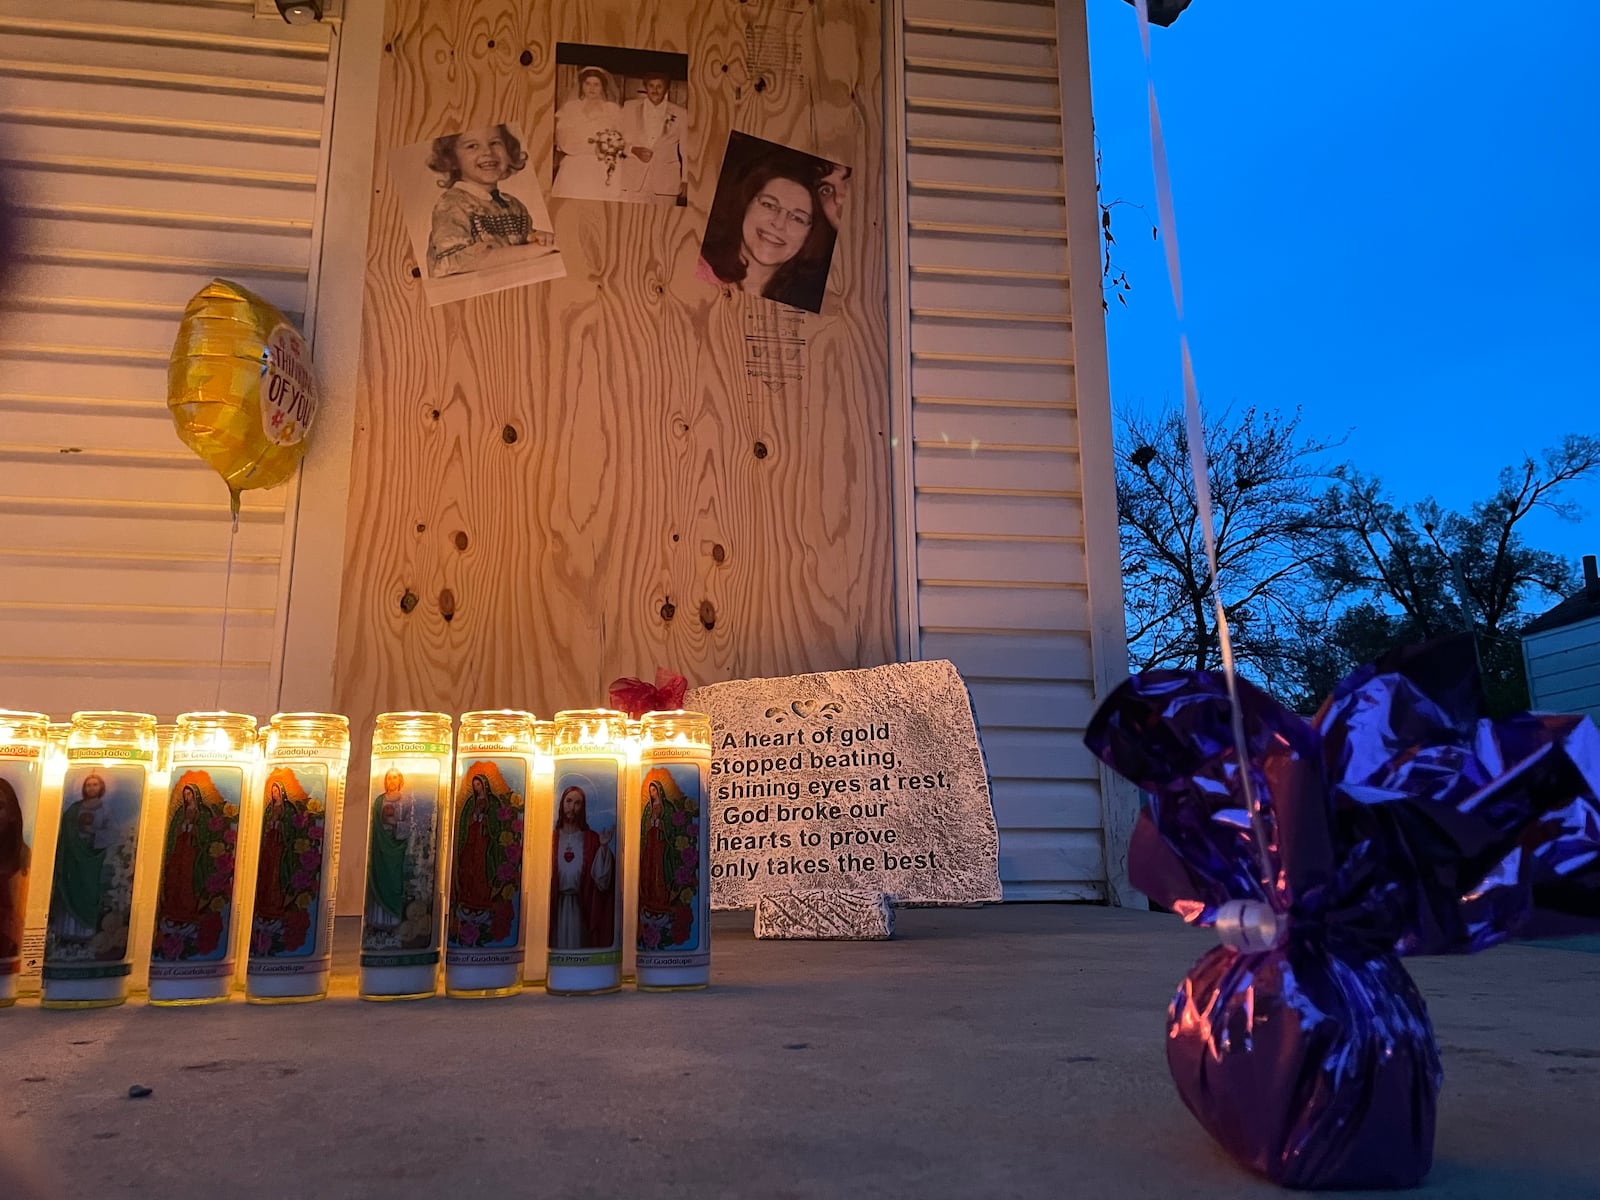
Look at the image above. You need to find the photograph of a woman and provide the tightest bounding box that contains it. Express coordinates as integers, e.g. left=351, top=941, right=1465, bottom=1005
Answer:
left=697, top=132, right=847, bottom=314
left=392, top=119, right=565, bottom=307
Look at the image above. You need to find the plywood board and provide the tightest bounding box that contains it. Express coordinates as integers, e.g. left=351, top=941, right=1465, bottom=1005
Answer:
left=335, top=0, right=892, bottom=738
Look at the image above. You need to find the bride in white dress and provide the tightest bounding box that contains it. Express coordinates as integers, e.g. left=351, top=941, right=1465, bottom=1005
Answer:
left=551, top=66, right=627, bottom=201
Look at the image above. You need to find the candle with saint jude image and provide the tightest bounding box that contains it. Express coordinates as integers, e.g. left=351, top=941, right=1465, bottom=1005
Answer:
left=358, top=712, right=454, bottom=1001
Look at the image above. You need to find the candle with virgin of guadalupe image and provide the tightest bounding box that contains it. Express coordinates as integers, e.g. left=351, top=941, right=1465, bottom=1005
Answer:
left=359, top=712, right=453, bottom=1001
left=446, top=710, right=534, bottom=999
left=245, top=713, right=350, bottom=1004
left=635, top=711, right=713, bottom=991
left=147, top=713, right=259, bottom=1005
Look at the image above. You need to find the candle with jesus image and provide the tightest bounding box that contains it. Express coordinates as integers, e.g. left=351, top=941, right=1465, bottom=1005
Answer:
left=635, top=711, right=713, bottom=990
left=245, top=713, right=350, bottom=1004
left=547, top=709, right=628, bottom=995
left=146, top=712, right=258, bottom=1006
left=41, top=711, right=158, bottom=1010
left=0, top=711, right=47, bottom=1007
left=446, top=710, right=535, bottom=999
left=358, top=712, right=453, bottom=1001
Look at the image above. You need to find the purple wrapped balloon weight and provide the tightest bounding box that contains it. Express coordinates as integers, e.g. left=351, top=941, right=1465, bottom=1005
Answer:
left=1084, top=634, right=1600, bottom=1189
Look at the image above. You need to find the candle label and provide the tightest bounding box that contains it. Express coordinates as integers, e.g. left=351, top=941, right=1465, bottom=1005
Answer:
left=447, top=756, right=527, bottom=967
left=42, top=762, right=147, bottom=981
left=67, top=746, right=152, bottom=763
left=248, top=763, right=331, bottom=973
left=549, top=757, right=622, bottom=967
left=360, top=758, right=443, bottom=968
left=636, top=761, right=709, bottom=969
left=0, top=756, right=44, bottom=979
left=149, top=766, right=244, bottom=981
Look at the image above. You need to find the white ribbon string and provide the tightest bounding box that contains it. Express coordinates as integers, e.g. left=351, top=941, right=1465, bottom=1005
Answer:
left=1132, top=0, right=1272, bottom=895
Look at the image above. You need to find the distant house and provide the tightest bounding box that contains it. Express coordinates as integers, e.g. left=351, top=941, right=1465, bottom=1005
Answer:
left=1521, top=555, right=1600, bottom=720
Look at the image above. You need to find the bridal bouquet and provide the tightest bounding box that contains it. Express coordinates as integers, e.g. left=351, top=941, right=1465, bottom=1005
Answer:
left=590, top=127, right=628, bottom=184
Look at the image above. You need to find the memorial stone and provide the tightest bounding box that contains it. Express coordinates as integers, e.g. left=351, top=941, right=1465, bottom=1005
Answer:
left=686, top=659, right=1001, bottom=910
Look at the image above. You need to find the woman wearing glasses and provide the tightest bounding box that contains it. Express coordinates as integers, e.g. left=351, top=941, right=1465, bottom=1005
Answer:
left=697, top=152, right=838, bottom=312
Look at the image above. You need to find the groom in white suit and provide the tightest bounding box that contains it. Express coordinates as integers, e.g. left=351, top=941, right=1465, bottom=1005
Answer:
left=621, top=72, right=686, bottom=204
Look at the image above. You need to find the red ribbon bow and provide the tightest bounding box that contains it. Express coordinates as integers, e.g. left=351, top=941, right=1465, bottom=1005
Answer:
left=607, top=668, right=688, bottom=720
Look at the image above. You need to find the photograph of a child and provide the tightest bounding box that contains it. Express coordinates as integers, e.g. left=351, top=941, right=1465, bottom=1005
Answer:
left=697, top=131, right=848, bottom=314
left=391, top=120, right=565, bottom=307
left=552, top=42, right=689, bottom=206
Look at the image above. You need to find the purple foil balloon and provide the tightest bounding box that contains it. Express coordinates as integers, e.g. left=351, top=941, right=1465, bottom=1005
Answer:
left=1084, top=634, right=1600, bottom=1190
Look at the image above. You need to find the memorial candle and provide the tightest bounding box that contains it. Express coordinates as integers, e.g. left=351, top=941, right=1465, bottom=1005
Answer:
left=41, top=710, right=158, bottom=1009
left=245, top=713, right=350, bottom=1003
left=147, top=712, right=259, bottom=1005
left=635, top=711, right=713, bottom=990
left=358, top=711, right=453, bottom=1001
left=17, top=722, right=69, bottom=997
left=547, top=709, right=628, bottom=995
left=0, top=710, right=48, bottom=1007
left=446, top=710, right=534, bottom=999
left=522, top=719, right=555, bottom=989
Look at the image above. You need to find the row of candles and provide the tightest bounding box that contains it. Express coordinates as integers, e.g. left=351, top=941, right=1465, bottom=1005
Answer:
left=0, top=706, right=713, bottom=1008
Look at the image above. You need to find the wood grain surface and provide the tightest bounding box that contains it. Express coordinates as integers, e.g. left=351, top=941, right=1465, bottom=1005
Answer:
left=334, top=0, right=893, bottom=897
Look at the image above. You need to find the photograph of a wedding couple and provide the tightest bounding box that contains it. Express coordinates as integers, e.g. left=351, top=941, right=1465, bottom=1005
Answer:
left=552, top=42, right=689, bottom=207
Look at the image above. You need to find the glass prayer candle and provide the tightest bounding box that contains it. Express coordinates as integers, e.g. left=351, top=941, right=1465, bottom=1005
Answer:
left=245, top=713, right=350, bottom=1004
left=41, top=710, right=158, bottom=1009
left=147, top=712, right=259, bottom=1005
left=0, top=711, right=49, bottom=1007
left=547, top=709, right=628, bottom=996
left=622, top=718, right=643, bottom=983
left=446, top=710, right=534, bottom=999
left=635, top=711, right=714, bottom=990
left=522, top=719, right=555, bottom=989
left=358, top=711, right=453, bottom=1001
left=18, top=722, right=69, bottom=997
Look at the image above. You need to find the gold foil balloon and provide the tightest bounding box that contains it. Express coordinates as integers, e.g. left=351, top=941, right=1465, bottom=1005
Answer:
left=168, top=279, right=319, bottom=514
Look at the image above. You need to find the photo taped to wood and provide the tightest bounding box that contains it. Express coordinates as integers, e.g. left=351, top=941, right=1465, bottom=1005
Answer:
left=697, top=130, right=848, bottom=315
left=391, top=121, right=565, bottom=308
left=552, top=42, right=690, bottom=206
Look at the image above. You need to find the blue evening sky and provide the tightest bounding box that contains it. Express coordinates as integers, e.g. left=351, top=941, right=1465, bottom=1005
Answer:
left=1085, top=1, right=1600, bottom=596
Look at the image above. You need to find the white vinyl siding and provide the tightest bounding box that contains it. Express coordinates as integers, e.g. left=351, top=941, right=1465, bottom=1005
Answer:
left=890, top=0, right=1112, bottom=900
left=0, top=0, right=335, bottom=719
left=1523, top=617, right=1600, bottom=722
